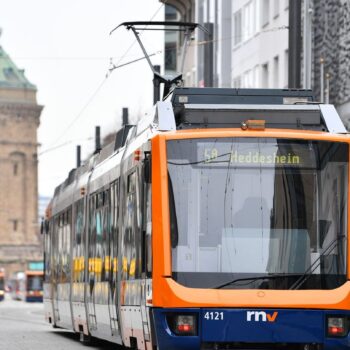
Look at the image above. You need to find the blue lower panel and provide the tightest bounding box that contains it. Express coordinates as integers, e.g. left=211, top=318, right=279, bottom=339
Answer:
left=26, top=296, right=43, bottom=302
left=152, top=308, right=350, bottom=350
left=202, top=309, right=322, bottom=343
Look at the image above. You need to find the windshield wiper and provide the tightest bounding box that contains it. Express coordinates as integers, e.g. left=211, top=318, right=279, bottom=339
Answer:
left=214, top=274, right=302, bottom=289
left=289, top=234, right=346, bottom=290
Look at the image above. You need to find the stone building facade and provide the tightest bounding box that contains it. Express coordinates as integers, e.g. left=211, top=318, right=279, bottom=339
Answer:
left=0, top=44, right=43, bottom=277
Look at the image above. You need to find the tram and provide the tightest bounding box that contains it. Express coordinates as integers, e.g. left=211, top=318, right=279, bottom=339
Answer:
left=11, top=270, right=43, bottom=302
left=43, top=84, right=350, bottom=349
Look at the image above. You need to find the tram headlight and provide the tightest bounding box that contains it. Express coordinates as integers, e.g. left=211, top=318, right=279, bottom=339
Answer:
left=327, top=316, right=348, bottom=337
left=166, top=313, right=197, bottom=336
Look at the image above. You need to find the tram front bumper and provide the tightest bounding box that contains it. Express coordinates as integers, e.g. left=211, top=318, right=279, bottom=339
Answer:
left=152, top=308, right=350, bottom=350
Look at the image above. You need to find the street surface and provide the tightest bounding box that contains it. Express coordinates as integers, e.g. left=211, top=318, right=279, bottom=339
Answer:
left=0, top=294, right=123, bottom=349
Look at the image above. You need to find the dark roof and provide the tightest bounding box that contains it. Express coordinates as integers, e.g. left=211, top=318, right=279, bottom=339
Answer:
left=0, top=46, right=36, bottom=90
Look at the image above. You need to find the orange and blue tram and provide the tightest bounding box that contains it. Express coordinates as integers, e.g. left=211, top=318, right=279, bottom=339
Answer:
left=44, top=88, right=350, bottom=349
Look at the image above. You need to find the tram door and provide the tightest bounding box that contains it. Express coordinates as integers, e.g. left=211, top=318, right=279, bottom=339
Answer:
left=52, top=217, right=60, bottom=323
left=140, top=156, right=152, bottom=345
left=87, top=194, right=97, bottom=331
left=108, top=181, right=119, bottom=335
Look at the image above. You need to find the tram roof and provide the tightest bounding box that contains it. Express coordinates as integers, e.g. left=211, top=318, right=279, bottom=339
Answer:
left=167, top=88, right=346, bottom=133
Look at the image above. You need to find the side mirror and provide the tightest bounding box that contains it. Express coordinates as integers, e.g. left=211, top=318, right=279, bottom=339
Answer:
left=143, top=153, right=151, bottom=184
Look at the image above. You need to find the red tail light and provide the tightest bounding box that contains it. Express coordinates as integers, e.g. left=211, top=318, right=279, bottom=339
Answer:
left=327, top=317, right=348, bottom=337
left=167, top=313, right=197, bottom=336
left=177, top=323, right=193, bottom=333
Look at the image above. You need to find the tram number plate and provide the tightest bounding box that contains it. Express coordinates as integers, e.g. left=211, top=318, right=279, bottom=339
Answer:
left=204, top=311, right=224, bottom=321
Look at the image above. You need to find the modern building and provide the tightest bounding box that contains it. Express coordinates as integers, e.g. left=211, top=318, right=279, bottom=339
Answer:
left=161, top=0, right=197, bottom=87
left=161, top=0, right=289, bottom=89
left=0, top=38, right=43, bottom=276
left=162, top=0, right=350, bottom=127
left=312, top=0, right=350, bottom=126
left=231, top=0, right=289, bottom=89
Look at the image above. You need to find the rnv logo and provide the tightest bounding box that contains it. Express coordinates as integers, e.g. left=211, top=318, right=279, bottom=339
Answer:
left=246, top=311, right=278, bottom=322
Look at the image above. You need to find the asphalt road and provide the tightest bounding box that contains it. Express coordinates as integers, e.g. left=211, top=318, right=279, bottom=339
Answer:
left=0, top=294, right=123, bottom=349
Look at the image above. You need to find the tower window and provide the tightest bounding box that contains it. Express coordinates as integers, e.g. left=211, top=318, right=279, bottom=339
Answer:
left=14, top=163, right=18, bottom=175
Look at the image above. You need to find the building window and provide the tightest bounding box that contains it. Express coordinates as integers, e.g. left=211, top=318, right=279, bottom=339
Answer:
left=234, top=10, right=242, bottom=46
left=165, top=5, right=178, bottom=20
left=253, top=65, right=260, bottom=87
left=243, top=1, right=257, bottom=41
left=13, top=163, right=18, bottom=175
left=262, top=0, right=270, bottom=27
left=13, top=219, right=18, bottom=232
left=243, top=70, right=252, bottom=88
left=3, top=67, right=19, bottom=82
left=273, top=0, right=280, bottom=18
left=234, top=1, right=261, bottom=46
left=233, top=76, right=242, bottom=88
left=165, top=42, right=177, bottom=72
left=284, top=49, right=289, bottom=88
left=262, top=63, right=269, bottom=88
left=241, top=66, right=260, bottom=88
left=273, top=55, right=279, bottom=88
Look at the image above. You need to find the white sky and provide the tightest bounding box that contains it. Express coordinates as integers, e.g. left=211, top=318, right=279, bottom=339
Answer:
left=0, top=0, right=164, bottom=197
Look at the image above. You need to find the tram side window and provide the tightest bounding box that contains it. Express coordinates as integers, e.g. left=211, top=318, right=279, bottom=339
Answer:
left=56, top=209, right=72, bottom=284
left=73, top=199, right=85, bottom=283
left=102, top=189, right=111, bottom=282
left=53, top=216, right=59, bottom=283
left=58, top=214, right=63, bottom=283
left=110, top=181, right=119, bottom=290
left=65, top=209, right=72, bottom=282
left=144, top=184, right=152, bottom=276
left=96, top=207, right=102, bottom=283
left=122, top=170, right=141, bottom=281
left=88, top=195, right=97, bottom=284
left=88, top=190, right=111, bottom=284
left=44, top=220, right=51, bottom=282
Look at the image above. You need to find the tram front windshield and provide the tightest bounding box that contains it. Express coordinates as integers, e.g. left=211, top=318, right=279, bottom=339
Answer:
left=167, top=138, right=348, bottom=290
left=27, top=275, right=43, bottom=291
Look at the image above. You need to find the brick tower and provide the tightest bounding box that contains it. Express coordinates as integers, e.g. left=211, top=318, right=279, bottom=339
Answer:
left=0, top=38, right=43, bottom=277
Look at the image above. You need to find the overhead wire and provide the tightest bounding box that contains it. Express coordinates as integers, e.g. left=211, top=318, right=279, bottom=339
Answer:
left=5, top=25, right=288, bottom=62
left=39, top=137, right=93, bottom=156
left=107, top=0, right=169, bottom=76
left=39, top=22, right=287, bottom=155
left=40, top=1, right=167, bottom=155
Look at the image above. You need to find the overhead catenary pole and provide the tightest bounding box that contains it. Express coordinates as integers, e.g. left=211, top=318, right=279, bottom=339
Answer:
left=76, top=145, right=81, bottom=168
left=122, top=107, right=129, bottom=125
left=203, top=0, right=214, bottom=87
left=153, top=65, right=161, bottom=105
left=214, top=0, right=218, bottom=87
left=320, top=57, right=324, bottom=103
left=94, top=126, right=101, bottom=154
left=325, top=72, right=330, bottom=104
left=204, top=22, right=214, bottom=87
left=288, top=0, right=302, bottom=88
left=303, top=0, right=312, bottom=89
